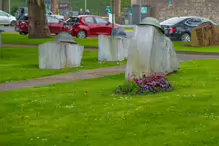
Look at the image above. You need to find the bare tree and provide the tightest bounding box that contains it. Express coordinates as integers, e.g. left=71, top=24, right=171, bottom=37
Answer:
left=28, top=0, right=50, bottom=38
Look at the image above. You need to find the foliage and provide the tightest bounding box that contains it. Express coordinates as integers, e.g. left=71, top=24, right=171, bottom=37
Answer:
left=11, top=0, right=131, bottom=16
left=11, top=6, right=18, bottom=16
left=115, top=73, right=173, bottom=95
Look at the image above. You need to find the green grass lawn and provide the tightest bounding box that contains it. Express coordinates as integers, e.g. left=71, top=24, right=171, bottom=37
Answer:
left=0, top=47, right=125, bottom=83
left=2, top=33, right=98, bottom=47
left=174, top=42, right=219, bottom=53
left=2, top=33, right=219, bottom=53
left=0, top=59, right=219, bottom=145
left=125, top=28, right=134, bottom=32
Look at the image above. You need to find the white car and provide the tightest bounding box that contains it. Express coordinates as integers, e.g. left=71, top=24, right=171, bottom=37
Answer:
left=0, top=10, right=17, bottom=26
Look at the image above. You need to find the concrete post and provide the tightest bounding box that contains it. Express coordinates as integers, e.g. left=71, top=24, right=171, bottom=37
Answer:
left=0, top=30, right=3, bottom=48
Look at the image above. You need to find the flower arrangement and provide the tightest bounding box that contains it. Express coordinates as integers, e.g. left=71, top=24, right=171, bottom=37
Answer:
left=115, top=73, right=173, bottom=95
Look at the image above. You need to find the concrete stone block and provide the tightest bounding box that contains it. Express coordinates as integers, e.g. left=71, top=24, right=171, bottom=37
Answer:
left=98, top=35, right=129, bottom=62
left=39, top=42, right=84, bottom=69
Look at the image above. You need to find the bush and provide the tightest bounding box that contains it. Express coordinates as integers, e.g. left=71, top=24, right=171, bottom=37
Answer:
left=115, top=73, right=173, bottom=96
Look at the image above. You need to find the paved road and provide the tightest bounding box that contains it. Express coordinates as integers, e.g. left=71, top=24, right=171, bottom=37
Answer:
left=177, top=54, right=218, bottom=62
left=0, top=27, right=15, bottom=32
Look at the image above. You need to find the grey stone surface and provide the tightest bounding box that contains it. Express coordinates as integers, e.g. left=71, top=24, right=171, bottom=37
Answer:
left=39, top=42, right=84, bottom=69
left=98, top=35, right=129, bottom=62
left=55, top=32, right=76, bottom=43
left=112, top=27, right=127, bottom=37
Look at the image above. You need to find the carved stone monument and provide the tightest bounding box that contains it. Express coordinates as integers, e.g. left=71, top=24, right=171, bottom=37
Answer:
left=98, top=35, right=129, bottom=62
left=98, top=27, right=129, bottom=62
left=39, top=32, right=84, bottom=69
left=191, top=22, right=219, bottom=47
left=126, top=17, right=180, bottom=79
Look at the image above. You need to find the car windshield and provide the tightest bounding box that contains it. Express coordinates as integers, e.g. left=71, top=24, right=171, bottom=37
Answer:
left=202, top=18, right=218, bottom=25
left=46, top=8, right=53, bottom=15
left=47, top=16, right=59, bottom=23
left=19, top=15, right=28, bottom=21
left=160, top=17, right=186, bottom=25
left=67, top=17, right=80, bottom=23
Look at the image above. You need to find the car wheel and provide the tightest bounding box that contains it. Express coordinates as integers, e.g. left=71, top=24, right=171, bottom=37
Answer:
left=181, top=33, right=191, bottom=42
left=77, top=30, right=87, bottom=38
left=10, top=21, right=16, bottom=26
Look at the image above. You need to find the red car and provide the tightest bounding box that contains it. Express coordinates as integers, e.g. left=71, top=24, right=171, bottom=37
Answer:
left=66, top=15, right=121, bottom=38
left=15, top=15, right=72, bottom=35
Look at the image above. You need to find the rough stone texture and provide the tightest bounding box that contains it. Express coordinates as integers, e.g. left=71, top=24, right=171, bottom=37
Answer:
left=39, top=42, right=84, bottom=69
left=131, top=0, right=219, bottom=23
left=98, top=35, right=129, bottom=62
left=126, top=25, right=180, bottom=78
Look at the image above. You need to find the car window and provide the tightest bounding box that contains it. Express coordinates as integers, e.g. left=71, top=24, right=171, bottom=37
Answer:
left=185, top=18, right=202, bottom=26
left=160, top=17, right=186, bottom=25
left=19, top=15, right=28, bottom=21
left=67, top=17, right=80, bottom=23
left=0, top=12, right=8, bottom=16
left=84, top=17, right=95, bottom=24
left=47, top=17, right=59, bottom=23
left=95, top=17, right=108, bottom=24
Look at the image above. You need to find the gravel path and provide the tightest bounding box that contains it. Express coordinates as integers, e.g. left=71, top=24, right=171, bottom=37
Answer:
left=0, top=54, right=218, bottom=92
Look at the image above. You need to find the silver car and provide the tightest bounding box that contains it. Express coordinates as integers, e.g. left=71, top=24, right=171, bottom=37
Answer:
left=0, top=10, right=17, bottom=26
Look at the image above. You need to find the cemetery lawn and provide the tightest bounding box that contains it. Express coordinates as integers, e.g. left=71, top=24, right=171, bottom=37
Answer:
left=0, top=47, right=125, bottom=83
left=3, top=33, right=219, bottom=53
left=2, top=33, right=98, bottom=47
left=0, top=59, right=219, bottom=145
left=173, top=42, right=219, bottom=53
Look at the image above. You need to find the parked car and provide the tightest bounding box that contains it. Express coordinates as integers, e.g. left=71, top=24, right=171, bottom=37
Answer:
left=0, top=10, right=17, bottom=26
left=16, top=7, right=64, bottom=21
left=160, top=16, right=218, bottom=42
left=65, top=15, right=124, bottom=38
left=15, top=15, right=72, bottom=35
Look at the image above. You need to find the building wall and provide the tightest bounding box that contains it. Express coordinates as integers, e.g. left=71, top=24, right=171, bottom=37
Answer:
left=131, top=0, right=219, bottom=23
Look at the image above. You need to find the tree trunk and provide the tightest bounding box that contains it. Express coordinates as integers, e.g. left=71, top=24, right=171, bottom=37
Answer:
left=28, top=0, right=50, bottom=38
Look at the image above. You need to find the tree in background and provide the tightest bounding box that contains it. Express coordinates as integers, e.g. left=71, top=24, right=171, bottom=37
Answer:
left=28, top=0, right=50, bottom=38
left=11, top=6, right=18, bottom=16
left=122, top=0, right=131, bottom=10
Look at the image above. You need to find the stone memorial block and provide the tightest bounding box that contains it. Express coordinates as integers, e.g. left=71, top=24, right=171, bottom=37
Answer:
left=98, top=35, right=129, bottom=62
left=39, top=32, right=84, bottom=69
left=112, top=27, right=127, bottom=37
left=192, top=22, right=219, bottom=47
left=126, top=17, right=180, bottom=79
left=55, top=32, right=77, bottom=44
